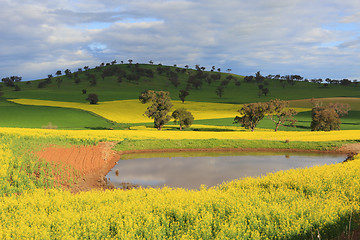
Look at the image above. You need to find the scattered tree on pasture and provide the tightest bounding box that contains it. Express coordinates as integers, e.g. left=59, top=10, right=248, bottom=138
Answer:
left=262, top=88, right=269, bottom=96
left=266, top=99, right=297, bottom=131
left=88, top=74, right=97, bottom=86
left=172, top=108, right=194, bottom=130
left=179, top=89, right=189, bottom=103
left=82, top=89, right=87, bottom=94
left=56, top=78, right=63, bottom=88
left=310, top=100, right=350, bottom=131
left=234, top=78, right=241, bottom=86
left=216, top=86, right=224, bottom=98
left=86, top=93, right=98, bottom=104
left=55, top=70, right=62, bottom=76
left=139, top=90, right=173, bottom=130
left=234, top=102, right=268, bottom=131
left=37, top=81, right=47, bottom=88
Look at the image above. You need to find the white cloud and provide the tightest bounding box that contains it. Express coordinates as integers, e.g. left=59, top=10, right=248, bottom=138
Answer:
left=1, top=0, right=360, bottom=80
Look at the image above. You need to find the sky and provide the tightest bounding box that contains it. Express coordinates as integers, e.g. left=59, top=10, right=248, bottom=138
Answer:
left=1, top=0, right=360, bottom=81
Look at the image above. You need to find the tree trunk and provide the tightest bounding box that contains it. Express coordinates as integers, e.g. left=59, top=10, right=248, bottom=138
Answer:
left=180, top=125, right=182, bottom=131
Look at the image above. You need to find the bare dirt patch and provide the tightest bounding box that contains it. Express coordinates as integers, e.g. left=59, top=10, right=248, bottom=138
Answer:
left=36, top=142, right=120, bottom=192
left=338, top=143, right=360, bottom=154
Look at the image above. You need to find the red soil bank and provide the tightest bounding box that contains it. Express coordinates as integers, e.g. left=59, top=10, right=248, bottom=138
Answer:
left=36, top=142, right=120, bottom=192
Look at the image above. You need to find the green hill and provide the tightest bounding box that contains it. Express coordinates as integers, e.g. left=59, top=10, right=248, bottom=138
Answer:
left=1, top=63, right=360, bottom=130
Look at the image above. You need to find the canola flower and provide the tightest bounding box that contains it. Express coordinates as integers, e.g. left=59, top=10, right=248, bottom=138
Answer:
left=0, top=149, right=358, bottom=239
left=10, top=99, right=311, bottom=124
left=0, top=127, right=359, bottom=142
left=0, top=129, right=358, bottom=238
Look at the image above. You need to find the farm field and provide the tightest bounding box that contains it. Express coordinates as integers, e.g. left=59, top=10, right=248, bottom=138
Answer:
left=0, top=63, right=360, bottom=238
left=0, top=128, right=359, bottom=239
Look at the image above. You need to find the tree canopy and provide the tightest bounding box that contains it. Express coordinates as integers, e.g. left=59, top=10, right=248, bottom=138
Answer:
left=266, top=99, right=297, bottom=131
left=234, top=102, right=268, bottom=131
left=172, top=108, right=194, bottom=130
left=139, top=90, right=173, bottom=130
left=310, top=100, right=350, bottom=131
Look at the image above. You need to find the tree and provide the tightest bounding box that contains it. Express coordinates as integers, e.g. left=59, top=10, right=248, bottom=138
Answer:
left=88, top=74, right=97, bottom=86
left=64, top=69, right=72, bottom=78
left=255, top=71, right=264, bottom=83
left=234, top=103, right=267, bottom=131
left=139, top=90, right=173, bottom=130
left=55, top=70, right=62, bottom=76
left=262, top=88, right=269, bottom=96
left=56, top=78, right=63, bottom=88
left=310, top=100, right=350, bottom=131
left=82, top=89, right=87, bottom=94
left=86, top=93, right=98, bottom=104
left=179, top=89, right=189, bottom=103
left=266, top=99, right=297, bottom=131
left=216, top=86, right=224, bottom=98
left=172, top=108, right=194, bottom=130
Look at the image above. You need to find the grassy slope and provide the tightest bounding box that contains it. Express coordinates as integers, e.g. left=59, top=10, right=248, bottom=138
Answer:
left=0, top=100, right=114, bottom=129
left=4, top=64, right=360, bottom=104
left=2, top=64, right=360, bottom=129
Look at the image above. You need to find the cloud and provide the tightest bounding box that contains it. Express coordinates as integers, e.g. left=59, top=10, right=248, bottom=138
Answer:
left=1, top=0, right=360, bottom=80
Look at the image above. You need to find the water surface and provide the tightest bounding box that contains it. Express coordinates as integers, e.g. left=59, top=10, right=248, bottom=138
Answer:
left=106, top=151, right=345, bottom=189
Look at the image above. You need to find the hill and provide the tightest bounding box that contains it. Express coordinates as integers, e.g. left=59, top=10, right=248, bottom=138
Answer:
left=1, top=63, right=360, bottom=130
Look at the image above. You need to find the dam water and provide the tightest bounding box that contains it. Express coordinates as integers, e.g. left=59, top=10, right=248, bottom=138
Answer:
left=106, top=151, right=345, bottom=189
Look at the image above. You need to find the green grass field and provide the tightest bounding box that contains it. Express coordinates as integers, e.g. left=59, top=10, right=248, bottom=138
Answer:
left=0, top=100, right=113, bottom=129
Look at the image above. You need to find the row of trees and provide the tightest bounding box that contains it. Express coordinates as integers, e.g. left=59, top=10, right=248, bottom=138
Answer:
left=139, top=90, right=194, bottom=130
left=234, top=99, right=297, bottom=132
left=138, top=89, right=350, bottom=132
left=235, top=99, right=350, bottom=132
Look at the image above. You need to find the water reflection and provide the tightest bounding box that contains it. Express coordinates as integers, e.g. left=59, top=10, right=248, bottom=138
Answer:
left=106, top=152, right=345, bottom=190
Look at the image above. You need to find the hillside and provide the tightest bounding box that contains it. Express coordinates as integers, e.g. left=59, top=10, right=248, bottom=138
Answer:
left=1, top=63, right=360, bottom=130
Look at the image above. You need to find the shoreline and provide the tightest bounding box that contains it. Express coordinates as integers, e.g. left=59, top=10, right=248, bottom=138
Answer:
left=36, top=142, right=360, bottom=193
left=78, top=144, right=359, bottom=192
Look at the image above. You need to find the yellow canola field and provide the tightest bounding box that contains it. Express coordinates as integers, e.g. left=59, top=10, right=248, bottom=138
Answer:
left=0, top=153, right=359, bottom=239
left=10, top=99, right=310, bottom=124
left=0, top=127, right=359, bottom=142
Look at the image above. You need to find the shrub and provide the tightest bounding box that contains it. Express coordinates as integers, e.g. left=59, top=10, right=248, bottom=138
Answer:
left=86, top=93, right=98, bottom=104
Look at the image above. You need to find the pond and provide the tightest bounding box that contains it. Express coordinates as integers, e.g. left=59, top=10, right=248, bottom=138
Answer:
left=106, top=151, right=346, bottom=190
